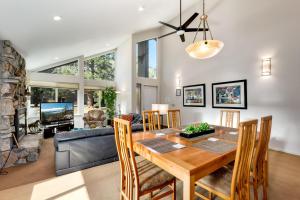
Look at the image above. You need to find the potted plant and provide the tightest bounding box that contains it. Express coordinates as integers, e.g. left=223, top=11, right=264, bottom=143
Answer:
left=180, top=122, right=215, bottom=138
left=102, top=87, right=117, bottom=126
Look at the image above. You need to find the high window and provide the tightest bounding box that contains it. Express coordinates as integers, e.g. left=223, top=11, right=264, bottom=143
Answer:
left=84, top=51, right=115, bottom=81
left=136, top=39, right=157, bottom=79
left=39, top=61, right=79, bottom=75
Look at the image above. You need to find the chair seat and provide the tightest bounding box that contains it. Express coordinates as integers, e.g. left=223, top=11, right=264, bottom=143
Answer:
left=137, top=159, right=174, bottom=193
left=196, top=167, right=232, bottom=197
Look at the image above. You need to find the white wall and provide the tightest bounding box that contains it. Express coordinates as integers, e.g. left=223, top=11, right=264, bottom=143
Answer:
left=160, top=0, right=300, bottom=155
left=116, top=37, right=133, bottom=114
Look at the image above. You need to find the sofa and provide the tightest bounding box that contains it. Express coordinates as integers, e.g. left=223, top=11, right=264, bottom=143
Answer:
left=54, top=114, right=143, bottom=176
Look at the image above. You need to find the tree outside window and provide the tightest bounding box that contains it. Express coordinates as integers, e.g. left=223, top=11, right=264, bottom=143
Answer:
left=84, top=52, right=115, bottom=81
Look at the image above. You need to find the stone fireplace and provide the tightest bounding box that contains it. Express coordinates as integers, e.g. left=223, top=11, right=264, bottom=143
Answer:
left=0, top=40, right=42, bottom=168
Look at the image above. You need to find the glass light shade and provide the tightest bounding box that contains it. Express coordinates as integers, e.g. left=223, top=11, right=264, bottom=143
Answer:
left=261, top=58, right=271, bottom=76
left=186, top=40, right=224, bottom=59
left=152, top=104, right=169, bottom=115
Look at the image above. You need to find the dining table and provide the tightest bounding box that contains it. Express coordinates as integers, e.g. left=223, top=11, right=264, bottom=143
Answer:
left=130, top=125, right=239, bottom=200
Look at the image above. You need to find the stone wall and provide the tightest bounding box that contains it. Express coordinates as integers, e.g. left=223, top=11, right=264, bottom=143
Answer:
left=0, top=40, right=27, bottom=168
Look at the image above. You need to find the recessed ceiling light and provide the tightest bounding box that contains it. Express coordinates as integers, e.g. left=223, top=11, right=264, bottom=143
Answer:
left=53, top=16, right=62, bottom=21
left=54, top=57, right=59, bottom=60
left=138, top=6, right=145, bottom=12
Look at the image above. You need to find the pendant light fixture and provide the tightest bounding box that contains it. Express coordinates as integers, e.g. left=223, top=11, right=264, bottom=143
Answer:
left=186, top=0, right=224, bottom=59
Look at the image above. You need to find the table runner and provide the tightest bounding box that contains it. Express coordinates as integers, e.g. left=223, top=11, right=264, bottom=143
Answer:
left=217, top=132, right=239, bottom=142
left=150, top=128, right=178, bottom=135
left=193, top=139, right=236, bottom=154
left=137, top=138, right=184, bottom=153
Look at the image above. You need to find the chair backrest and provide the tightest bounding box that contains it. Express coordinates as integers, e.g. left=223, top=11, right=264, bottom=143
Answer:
left=231, top=119, right=258, bottom=200
left=220, top=110, right=240, bottom=128
left=167, top=109, right=181, bottom=128
left=142, top=110, right=161, bottom=131
left=252, top=116, right=272, bottom=181
left=114, top=118, right=139, bottom=200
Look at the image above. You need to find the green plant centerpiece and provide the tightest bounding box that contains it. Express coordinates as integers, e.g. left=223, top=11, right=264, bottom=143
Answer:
left=102, top=87, right=117, bottom=125
left=180, top=122, right=215, bottom=138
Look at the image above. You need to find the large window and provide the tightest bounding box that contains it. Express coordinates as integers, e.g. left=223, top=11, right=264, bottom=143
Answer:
left=30, top=87, right=77, bottom=107
left=136, top=39, right=157, bottom=79
left=84, top=52, right=115, bottom=81
left=39, top=61, right=79, bottom=75
left=30, top=87, right=55, bottom=107
left=84, top=89, right=103, bottom=113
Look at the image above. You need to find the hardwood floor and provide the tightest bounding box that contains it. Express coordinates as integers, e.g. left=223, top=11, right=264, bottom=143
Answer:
left=0, top=139, right=55, bottom=190
left=0, top=144, right=299, bottom=200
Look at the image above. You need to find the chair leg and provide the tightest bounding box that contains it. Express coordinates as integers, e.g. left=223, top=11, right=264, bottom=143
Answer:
left=253, top=180, right=259, bottom=200
left=263, top=181, right=268, bottom=200
left=172, top=179, right=176, bottom=200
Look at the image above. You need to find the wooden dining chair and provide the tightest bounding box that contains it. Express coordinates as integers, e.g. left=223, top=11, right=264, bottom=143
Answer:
left=114, top=118, right=176, bottom=200
left=251, top=116, right=272, bottom=200
left=195, top=119, right=258, bottom=200
left=220, top=110, right=240, bottom=128
left=167, top=109, right=181, bottom=129
left=142, top=110, right=161, bottom=131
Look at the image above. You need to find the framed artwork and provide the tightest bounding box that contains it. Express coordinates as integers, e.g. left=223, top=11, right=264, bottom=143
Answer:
left=183, top=84, right=206, bottom=107
left=212, top=79, right=247, bottom=109
left=176, top=89, right=181, bottom=96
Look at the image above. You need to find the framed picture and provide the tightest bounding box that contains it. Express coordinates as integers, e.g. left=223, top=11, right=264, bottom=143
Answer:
left=183, top=84, right=206, bottom=107
left=176, top=89, right=181, bottom=96
left=212, top=79, right=247, bottom=109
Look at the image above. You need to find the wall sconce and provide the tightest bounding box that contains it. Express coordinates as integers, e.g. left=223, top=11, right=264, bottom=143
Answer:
left=176, top=76, right=182, bottom=89
left=261, top=58, right=271, bottom=76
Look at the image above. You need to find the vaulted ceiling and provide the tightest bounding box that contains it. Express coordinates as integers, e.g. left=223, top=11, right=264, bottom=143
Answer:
left=0, top=0, right=199, bottom=69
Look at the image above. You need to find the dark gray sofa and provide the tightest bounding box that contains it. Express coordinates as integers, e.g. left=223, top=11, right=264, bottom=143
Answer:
left=54, top=124, right=143, bottom=176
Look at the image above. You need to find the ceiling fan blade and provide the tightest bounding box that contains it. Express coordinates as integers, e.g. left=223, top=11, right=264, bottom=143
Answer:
left=159, top=21, right=178, bottom=30
left=182, top=13, right=199, bottom=29
left=180, top=34, right=185, bottom=42
left=185, top=28, right=209, bottom=32
left=158, top=31, right=177, bottom=39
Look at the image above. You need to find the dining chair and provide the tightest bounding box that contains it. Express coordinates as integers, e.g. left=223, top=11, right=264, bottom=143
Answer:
left=220, top=110, right=240, bottom=128
left=195, top=119, right=258, bottom=200
left=114, top=118, right=176, bottom=200
left=251, top=116, right=272, bottom=200
left=167, top=109, right=181, bottom=129
left=142, top=110, right=161, bottom=131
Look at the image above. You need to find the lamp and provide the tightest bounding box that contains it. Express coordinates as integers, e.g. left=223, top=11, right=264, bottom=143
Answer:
left=262, top=58, right=271, bottom=76
left=186, top=0, right=224, bottom=59
left=152, top=104, right=169, bottom=115
left=152, top=104, right=169, bottom=127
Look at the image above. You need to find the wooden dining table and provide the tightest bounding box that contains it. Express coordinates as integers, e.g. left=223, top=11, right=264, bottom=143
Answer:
left=131, top=125, right=239, bottom=200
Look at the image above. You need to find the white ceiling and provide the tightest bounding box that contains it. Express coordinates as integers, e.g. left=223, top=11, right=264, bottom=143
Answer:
left=0, top=0, right=199, bottom=69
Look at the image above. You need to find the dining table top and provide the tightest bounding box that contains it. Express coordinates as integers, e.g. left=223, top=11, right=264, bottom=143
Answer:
left=131, top=125, right=239, bottom=179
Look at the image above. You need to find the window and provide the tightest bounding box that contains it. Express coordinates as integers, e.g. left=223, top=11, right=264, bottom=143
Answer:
left=84, top=89, right=103, bottom=113
left=136, top=39, right=157, bottom=79
left=84, top=52, right=115, bottom=81
left=58, top=89, right=77, bottom=105
left=30, top=87, right=55, bottom=107
left=30, top=87, right=78, bottom=108
left=39, top=61, right=79, bottom=75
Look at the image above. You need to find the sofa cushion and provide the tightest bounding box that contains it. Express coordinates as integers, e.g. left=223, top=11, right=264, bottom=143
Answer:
left=54, top=127, right=114, bottom=145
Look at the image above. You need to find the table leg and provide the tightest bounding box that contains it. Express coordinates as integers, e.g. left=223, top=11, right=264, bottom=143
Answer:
left=183, top=175, right=195, bottom=200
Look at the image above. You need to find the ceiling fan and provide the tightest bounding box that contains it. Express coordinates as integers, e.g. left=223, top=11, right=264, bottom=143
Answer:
left=158, top=0, right=208, bottom=42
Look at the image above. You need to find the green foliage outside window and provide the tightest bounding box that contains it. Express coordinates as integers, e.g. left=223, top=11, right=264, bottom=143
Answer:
left=84, top=52, right=115, bottom=81
left=39, top=61, right=79, bottom=75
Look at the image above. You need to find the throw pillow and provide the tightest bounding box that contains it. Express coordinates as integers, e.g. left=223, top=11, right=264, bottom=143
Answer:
left=121, top=114, right=133, bottom=123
